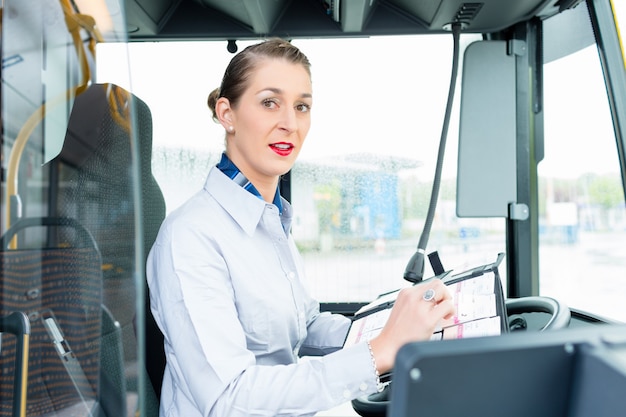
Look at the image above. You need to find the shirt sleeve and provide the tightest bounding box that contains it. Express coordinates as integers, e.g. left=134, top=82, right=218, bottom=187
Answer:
left=213, top=343, right=378, bottom=417
left=299, top=305, right=352, bottom=356
left=147, top=218, right=380, bottom=417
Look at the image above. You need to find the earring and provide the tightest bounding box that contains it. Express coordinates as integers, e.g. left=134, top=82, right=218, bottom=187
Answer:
left=228, top=126, right=234, bottom=132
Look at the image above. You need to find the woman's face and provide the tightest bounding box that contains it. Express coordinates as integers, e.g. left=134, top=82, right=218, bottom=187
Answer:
left=222, top=58, right=312, bottom=186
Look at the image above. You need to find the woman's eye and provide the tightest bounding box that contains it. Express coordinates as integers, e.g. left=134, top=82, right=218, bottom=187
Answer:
left=262, top=99, right=277, bottom=109
left=296, top=103, right=311, bottom=113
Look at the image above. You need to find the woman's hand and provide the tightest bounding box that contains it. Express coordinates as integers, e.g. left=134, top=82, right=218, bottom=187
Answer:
left=368, top=279, right=455, bottom=374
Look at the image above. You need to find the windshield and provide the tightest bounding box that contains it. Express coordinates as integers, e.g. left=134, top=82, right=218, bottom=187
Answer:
left=96, top=2, right=626, bottom=322
left=97, top=34, right=499, bottom=303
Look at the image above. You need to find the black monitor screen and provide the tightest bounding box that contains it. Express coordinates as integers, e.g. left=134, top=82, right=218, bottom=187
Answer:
left=388, top=325, right=626, bottom=417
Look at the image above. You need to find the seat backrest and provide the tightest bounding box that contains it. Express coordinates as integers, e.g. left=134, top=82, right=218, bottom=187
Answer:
left=50, top=83, right=167, bottom=408
left=0, top=217, right=104, bottom=417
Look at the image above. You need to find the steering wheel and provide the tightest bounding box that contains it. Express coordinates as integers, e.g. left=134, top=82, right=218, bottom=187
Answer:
left=505, top=295, right=571, bottom=331
left=351, top=296, right=571, bottom=417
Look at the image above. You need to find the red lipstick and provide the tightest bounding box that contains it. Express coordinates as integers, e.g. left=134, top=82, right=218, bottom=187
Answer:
left=269, top=142, right=294, bottom=156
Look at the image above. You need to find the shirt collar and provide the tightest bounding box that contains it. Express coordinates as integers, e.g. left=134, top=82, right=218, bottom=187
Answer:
left=216, top=153, right=283, bottom=214
left=206, top=168, right=293, bottom=237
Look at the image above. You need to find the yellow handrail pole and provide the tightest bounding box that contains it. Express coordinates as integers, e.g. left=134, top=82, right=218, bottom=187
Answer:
left=4, top=1, right=102, bottom=242
left=5, top=88, right=81, bottom=246
left=109, top=84, right=132, bottom=134
left=18, top=334, right=30, bottom=417
left=610, top=0, right=626, bottom=69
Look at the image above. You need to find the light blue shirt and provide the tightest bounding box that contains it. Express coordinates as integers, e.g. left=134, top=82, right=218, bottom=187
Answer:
left=147, top=166, right=379, bottom=417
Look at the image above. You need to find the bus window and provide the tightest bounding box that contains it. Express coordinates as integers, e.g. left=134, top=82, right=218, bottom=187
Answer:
left=539, top=2, right=626, bottom=322
left=289, top=35, right=504, bottom=304
left=98, top=33, right=511, bottom=311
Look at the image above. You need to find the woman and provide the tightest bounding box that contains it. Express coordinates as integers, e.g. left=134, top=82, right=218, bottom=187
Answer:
left=146, top=38, right=454, bottom=417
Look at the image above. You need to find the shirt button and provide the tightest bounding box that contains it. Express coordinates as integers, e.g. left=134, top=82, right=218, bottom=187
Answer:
left=359, top=382, right=368, bottom=392
left=343, top=389, right=351, bottom=399
left=288, top=271, right=295, bottom=279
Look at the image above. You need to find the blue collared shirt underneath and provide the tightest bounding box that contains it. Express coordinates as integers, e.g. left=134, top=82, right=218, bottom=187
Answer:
left=216, top=152, right=283, bottom=214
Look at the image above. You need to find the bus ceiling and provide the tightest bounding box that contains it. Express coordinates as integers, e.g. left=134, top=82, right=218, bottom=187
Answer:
left=124, top=0, right=581, bottom=41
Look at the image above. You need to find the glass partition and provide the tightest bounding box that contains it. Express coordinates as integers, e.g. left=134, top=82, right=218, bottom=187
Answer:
left=0, top=0, right=151, bottom=415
